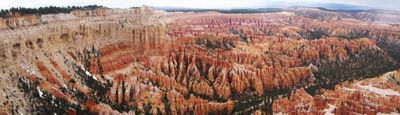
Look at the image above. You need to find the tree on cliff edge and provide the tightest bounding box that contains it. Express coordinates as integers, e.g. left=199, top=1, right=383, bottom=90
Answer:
left=0, top=5, right=103, bottom=18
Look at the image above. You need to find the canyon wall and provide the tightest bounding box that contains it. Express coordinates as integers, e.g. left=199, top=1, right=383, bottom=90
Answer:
left=0, top=7, right=170, bottom=68
left=0, top=6, right=174, bottom=114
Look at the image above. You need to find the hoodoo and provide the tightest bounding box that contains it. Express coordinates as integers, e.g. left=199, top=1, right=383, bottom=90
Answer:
left=0, top=5, right=399, bottom=114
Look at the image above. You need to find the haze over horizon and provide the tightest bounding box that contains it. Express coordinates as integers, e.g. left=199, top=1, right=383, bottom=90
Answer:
left=0, top=0, right=399, bottom=11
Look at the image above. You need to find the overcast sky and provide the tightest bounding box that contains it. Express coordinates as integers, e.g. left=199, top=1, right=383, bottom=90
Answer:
left=0, top=0, right=399, bottom=10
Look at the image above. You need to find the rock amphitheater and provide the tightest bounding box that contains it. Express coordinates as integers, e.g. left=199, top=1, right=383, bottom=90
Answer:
left=0, top=6, right=399, bottom=114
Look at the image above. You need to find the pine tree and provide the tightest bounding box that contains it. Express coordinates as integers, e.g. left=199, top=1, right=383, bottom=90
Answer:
left=0, top=5, right=103, bottom=18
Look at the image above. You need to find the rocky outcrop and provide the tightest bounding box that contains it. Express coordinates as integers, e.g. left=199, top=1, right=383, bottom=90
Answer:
left=272, top=70, right=400, bottom=115
left=0, top=15, right=40, bottom=30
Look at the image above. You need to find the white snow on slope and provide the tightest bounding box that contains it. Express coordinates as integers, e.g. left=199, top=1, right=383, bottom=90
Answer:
left=36, top=86, right=44, bottom=98
left=357, top=84, right=400, bottom=96
left=377, top=112, right=400, bottom=115
left=323, top=104, right=336, bottom=115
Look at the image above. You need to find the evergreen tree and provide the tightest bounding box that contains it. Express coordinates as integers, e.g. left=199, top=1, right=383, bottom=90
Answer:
left=0, top=5, right=103, bottom=18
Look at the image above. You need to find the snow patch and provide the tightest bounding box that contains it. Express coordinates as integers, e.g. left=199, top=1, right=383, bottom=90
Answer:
left=80, top=67, right=98, bottom=81
left=274, top=112, right=288, bottom=115
left=357, top=84, right=400, bottom=96
left=323, top=104, right=336, bottom=115
left=20, top=63, right=40, bottom=77
left=377, top=112, right=400, bottom=115
left=62, top=84, right=68, bottom=89
left=37, top=86, right=44, bottom=98
left=343, top=87, right=357, bottom=92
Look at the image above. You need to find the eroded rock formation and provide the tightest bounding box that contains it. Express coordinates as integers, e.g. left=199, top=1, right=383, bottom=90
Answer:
left=0, top=6, right=399, bottom=114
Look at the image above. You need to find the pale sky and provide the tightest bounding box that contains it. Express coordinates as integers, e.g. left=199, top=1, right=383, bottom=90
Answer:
left=0, top=0, right=399, bottom=10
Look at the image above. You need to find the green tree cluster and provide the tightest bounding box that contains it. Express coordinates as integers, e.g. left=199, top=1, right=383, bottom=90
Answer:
left=0, top=5, right=103, bottom=18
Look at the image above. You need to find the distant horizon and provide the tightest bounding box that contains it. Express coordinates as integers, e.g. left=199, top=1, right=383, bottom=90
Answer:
left=0, top=0, right=399, bottom=11
left=0, top=4, right=382, bottom=11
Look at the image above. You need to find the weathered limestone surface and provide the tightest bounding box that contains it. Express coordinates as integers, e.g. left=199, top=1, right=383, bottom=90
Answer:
left=0, top=7, right=170, bottom=67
